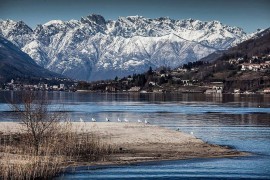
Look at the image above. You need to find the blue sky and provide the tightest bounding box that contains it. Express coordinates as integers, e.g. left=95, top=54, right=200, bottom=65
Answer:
left=0, top=0, right=269, bottom=33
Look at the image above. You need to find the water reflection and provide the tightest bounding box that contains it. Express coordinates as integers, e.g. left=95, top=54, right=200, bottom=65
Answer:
left=1, top=91, right=270, bottom=104
left=0, top=92, right=270, bottom=126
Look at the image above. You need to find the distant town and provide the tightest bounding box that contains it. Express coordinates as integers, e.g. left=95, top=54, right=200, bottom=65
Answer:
left=2, top=77, right=77, bottom=92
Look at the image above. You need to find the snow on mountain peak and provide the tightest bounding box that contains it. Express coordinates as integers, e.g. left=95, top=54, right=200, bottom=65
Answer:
left=43, top=20, right=64, bottom=26
left=126, top=15, right=144, bottom=19
left=0, top=15, right=258, bottom=81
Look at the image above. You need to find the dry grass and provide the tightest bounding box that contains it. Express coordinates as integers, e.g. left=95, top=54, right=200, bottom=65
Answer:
left=0, top=122, right=116, bottom=180
left=0, top=155, right=64, bottom=180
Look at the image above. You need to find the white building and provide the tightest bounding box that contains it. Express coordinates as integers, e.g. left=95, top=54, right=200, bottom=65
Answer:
left=128, top=86, right=141, bottom=92
left=60, top=84, right=65, bottom=89
left=263, top=88, right=270, bottom=94
left=241, top=64, right=261, bottom=71
left=52, top=85, right=59, bottom=90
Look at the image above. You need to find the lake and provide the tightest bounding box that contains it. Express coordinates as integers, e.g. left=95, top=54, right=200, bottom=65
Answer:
left=0, top=91, right=270, bottom=179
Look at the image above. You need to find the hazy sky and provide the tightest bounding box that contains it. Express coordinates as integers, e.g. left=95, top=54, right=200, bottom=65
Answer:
left=1, top=0, right=269, bottom=33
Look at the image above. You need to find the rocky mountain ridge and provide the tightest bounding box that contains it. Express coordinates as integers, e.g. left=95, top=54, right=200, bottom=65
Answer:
left=0, top=14, right=258, bottom=80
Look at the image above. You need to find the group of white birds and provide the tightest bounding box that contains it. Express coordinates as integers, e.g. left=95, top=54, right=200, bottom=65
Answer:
left=79, top=118, right=194, bottom=135
left=79, top=117, right=149, bottom=124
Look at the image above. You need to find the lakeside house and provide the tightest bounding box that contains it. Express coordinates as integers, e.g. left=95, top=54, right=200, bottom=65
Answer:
left=205, top=82, right=223, bottom=94
left=106, top=86, right=116, bottom=92
left=263, top=88, right=270, bottom=94
left=234, top=89, right=241, bottom=94
left=52, top=85, right=59, bottom=90
left=128, top=86, right=141, bottom=92
left=181, top=80, right=193, bottom=86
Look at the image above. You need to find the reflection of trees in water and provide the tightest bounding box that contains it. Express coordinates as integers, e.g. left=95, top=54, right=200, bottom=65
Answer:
left=1, top=91, right=270, bottom=104
left=237, top=113, right=270, bottom=126
left=0, top=92, right=269, bottom=127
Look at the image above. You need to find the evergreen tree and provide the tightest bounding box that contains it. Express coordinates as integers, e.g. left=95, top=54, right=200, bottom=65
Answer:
left=147, top=66, right=153, bottom=75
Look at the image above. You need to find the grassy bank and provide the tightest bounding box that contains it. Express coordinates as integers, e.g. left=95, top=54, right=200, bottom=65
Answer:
left=0, top=123, right=116, bottom=179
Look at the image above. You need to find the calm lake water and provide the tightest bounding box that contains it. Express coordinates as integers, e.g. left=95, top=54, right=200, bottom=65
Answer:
left=0, top=91, right=270, bottom=179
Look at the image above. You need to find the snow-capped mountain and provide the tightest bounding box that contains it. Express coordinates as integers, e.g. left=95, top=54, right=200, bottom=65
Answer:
left=0, top=14, right=254, bottom=80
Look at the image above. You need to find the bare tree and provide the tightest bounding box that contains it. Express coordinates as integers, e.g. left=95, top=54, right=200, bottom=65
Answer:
left=9, top=91, right=63, bottom=155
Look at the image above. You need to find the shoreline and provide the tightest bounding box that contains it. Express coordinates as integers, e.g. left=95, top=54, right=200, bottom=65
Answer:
left=1, top=89, right=270, bottom=95
left=67, top=144, right=249, bottom=171
left=63, top=148, right=249, bottom=171
left=0, top=122, right=249, bottom=173
left=63, top=154, right=250, bottom=174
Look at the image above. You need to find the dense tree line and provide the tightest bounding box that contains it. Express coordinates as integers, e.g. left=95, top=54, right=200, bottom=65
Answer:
left=182, top=61, right=205, bottom=70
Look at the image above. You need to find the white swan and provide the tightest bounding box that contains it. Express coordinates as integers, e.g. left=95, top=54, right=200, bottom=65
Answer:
left=79, top=118, right=84, bottom=122
left=144, top=119, right=149, bottom=124
left=138, top=119, right=142, bottom=123
left=124, top=118, right=129, bottom=122
left=106, top=117, right=110, bottom=122
left=92, top=118, right=96, bottom=122
left=118, top=118, right=121, bottom=122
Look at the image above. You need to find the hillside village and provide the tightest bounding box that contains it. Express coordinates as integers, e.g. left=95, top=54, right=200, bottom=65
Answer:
left=76, top=54, right=270, bottom=94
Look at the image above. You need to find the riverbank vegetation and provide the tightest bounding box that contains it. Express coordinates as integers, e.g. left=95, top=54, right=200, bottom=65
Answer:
left=0, top=92, right=115, bottom=179
left=0, top=125, right=115, bottom=179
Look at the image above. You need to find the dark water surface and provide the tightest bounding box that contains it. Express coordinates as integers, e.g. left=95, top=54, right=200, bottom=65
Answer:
left=0, top=92, right=270, bottom=179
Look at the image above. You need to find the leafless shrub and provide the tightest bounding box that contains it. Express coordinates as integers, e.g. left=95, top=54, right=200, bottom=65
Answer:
left=8, top=91, right=63, bottom=155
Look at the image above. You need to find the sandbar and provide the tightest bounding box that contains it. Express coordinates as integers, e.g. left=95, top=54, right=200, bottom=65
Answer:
left=0, top=122, right=247, bottom=166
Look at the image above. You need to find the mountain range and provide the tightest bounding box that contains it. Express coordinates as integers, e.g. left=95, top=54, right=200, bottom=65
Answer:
left=0, top=14, right=263, bottom=81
